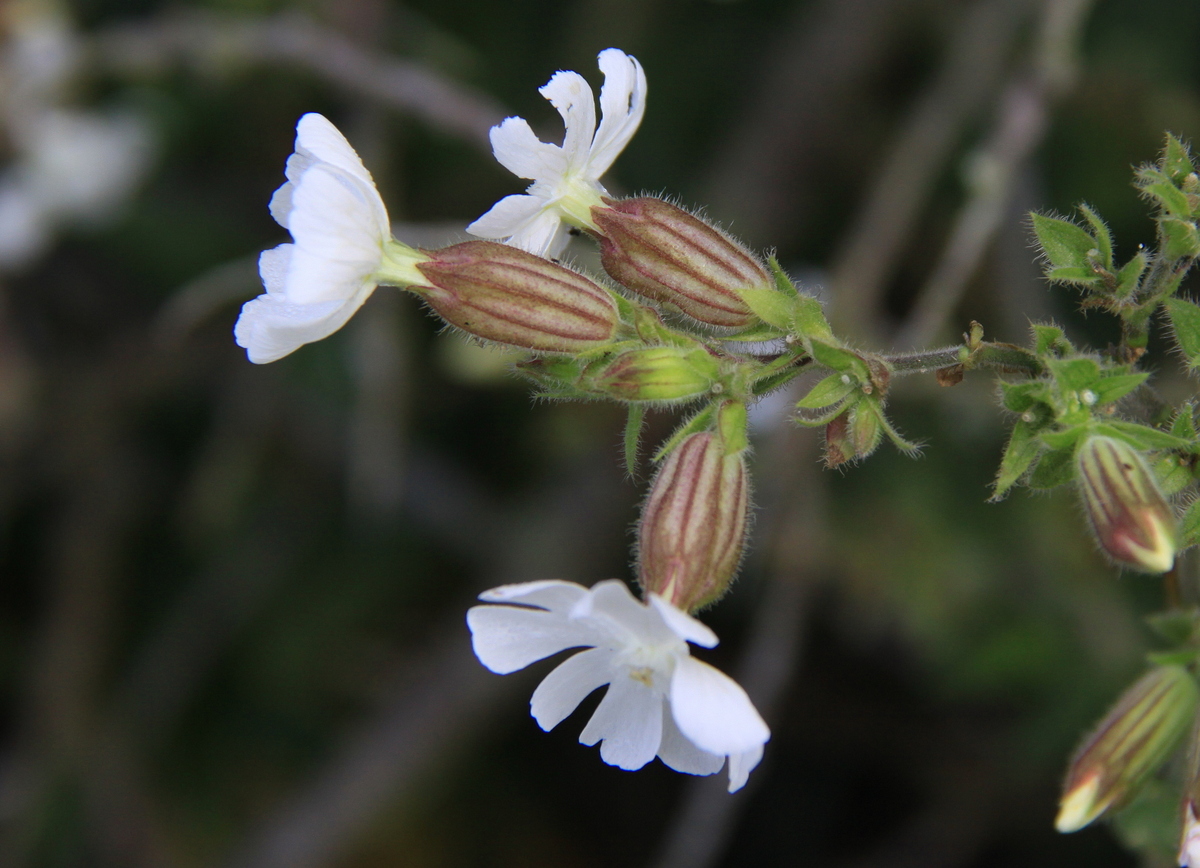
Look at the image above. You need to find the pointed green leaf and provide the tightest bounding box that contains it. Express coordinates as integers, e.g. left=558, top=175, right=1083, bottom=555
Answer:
left=1031, top=323, right=1073, bottom=356
left=1115, top=252, right=1148, bottom=299
left=1040, top=426, right=1088, bottom=451
left=794, top=396, right=856, bottom=427
left=1154, top=453, right=1192, bottom=497
left=1164, top=134, right=1195, bottom=182
left=1171, top=406, right=1198, bottom=440
left=797, top=372, right=857, bottom=409
left=652, top=404, right=716, bottom=462
left=1046, top=266, right=1103, bottom=285
left=1031, top=214, right=1098, bottom=271
left=1046, top=357, right=1101, bottom=391
left=738, top=288, right=793, bottom=330
left=1160, top=217, right=1200, bottom=259
left=1091, top=372, right=1148, bottom=405
left=875, top=406, right=920, bottom=456
left=1181, top=498, right=1200, bottom=548
left=623, top=405, right=645, bottom=476
left=1027, top=447, right=1075, bottom=490
left=1165, top=297, right=1200, bottom=369
left=767, top=257, right=800, bottom=298
left=1079, top=204, right=1114, bottom=270
left=1141, top=174, right=1192, bottom=218
left=793, top=295, right=833, bottom=341
left=808, top=339, right=869, bottom=379
left=1000, top=380, right=1049, bottom=414
left=992, top=418, right=1043, bottom=501
left=1094, top=421, right=1193, bottom=450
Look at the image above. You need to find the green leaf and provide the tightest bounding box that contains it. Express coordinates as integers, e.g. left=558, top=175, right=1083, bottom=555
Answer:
left=808, top=339, right=868, bottom=378
left=767, top=257, right=800, bottom=298
left=1140, top=172, right=1192, bottom=217
left=1164, top=134, right=1195, bottom=183
left=1181, top=498, right=1200, bottom=548
left=719, top=322, right=787, bottom=342
left=874, top=405, right=921, bottom=455
left=1027, top=447, right=1075, bottom=490
left=1000, top=380, right=1049, bottom=414
left=1079, top=204, right=1114, bottom=270
left=623, top=405, right=645, bottom=476
left=1172, top=406, right=1198, bottom=440
left=1046, top=266, right=1103, bottom=285
left=1091, top=372, right=1149, bottom=405
left=1031, top=323, right=1073, bottom=356
left=1046, top=357, right=1101, bottom=391
left=797, top=372, right=857, bottom=409
left=1094, top=421, right=1193, bottom=451
left=738, top=287, right=794, bottom=330
left=1165, top=297, right=1200, bottom=368
left=991, top=418, right=1043, bottom=500
left=1146, top=609, right=1200, bottom=645
left=652, top=404, right=716, bottom=462
left=1039, top=426, right=1087, bottom=451
left=1031, top=214, right=1098, bottom=271
left=1115, top=252, right=1148, bottom=299
left=1154, top=453, right=1192, bottom=497
left=1159, top=217, right=1200, bottom=259
left=792, top=295, right=833, bottom=341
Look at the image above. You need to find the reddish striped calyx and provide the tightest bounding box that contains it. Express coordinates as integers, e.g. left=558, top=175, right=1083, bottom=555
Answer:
left=414, top=240, right=619, bottom=354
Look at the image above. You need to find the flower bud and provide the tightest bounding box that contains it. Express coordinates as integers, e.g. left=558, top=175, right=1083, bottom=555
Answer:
left=587, top=346, right=721, bottom=403
left=823, top=401, right=882, bottom=468
left=637, top=430, right=750, bottom=612
left=1076, top=435, right=1178, bottom=574
left=591, top=197, right=768, bottom=329
left=1056, top=665, right=1198, bottom=833
left=413, top=240, right=619, bottom=353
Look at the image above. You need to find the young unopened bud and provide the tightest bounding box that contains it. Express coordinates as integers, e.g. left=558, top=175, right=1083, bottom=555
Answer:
left=587, top=346, right=721, bottom=403
left=413, top=241, right=619, bottom=353
left=637, top=427, right=750, bottom=612
left=823, top=401, right=882, bottom=468
left=591, top=197, right=768, bottom=329
left=1056, top=665, right=1198, bottom=833
left=1076, top=435, right=1178, bottom=574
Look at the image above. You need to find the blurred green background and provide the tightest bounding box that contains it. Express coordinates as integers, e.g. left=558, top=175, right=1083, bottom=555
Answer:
left=1, top=0, right=1199, bottom=865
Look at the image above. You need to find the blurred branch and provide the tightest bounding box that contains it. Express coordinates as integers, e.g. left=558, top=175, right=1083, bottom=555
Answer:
left=827, top=0, right=1036, bottom=339
left=702, top=0, right=916, bottom=245
left=89, top=11, right=506, bottom=152
left=895, top=0, right=1097, bottom=348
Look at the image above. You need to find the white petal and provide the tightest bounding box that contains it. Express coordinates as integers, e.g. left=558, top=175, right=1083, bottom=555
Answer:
left=670, top=656, right=769, bottom=755
left=465, top=194, right=546, bottom=241
left=657, top=699, right=724, bottom=776
left=268, top=180, right=296, bottom=229
left=284, top=166, right=388, bottom=304
left=234, top=246, right=376, bottom=363
left=589, top=49, right=647, bottom=177
left=726, top=745, right=764, bottom=793
left=489, top=117, right=565, bottom=182
left=579, top=675, right=662, bottom=770
left=649, top=595, right=718, bottom=648
left=504, top=206, right=573, bottom=259
left=578, top=580, right=679, bottom=648
left=466, top=605, right=595, bottom=675
left=293, top=113, right=377, bottom=190
left=530, top=647, right=615, bottom=731
left=539, top=70, right=597, bottom=173
left=478, top=580, right=590, bottom=614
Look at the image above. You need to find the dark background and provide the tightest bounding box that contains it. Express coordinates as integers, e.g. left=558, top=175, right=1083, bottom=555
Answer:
left=2, top=0, right=1198, bottom=865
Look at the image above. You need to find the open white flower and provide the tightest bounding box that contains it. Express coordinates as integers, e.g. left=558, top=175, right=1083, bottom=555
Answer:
left=466, top=48, right=646, bottom=259
left=467, top=579, right=768, bottom=792
left=235, top=113, right=424, bottom=363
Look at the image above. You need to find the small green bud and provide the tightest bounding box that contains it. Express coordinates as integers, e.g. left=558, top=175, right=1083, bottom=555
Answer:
left=823, top=401, right=883, bottom=468
left=1076, top=435, right=1178, bottom=574
left=587, top=346, right=721, bottom=403
left=592, top=197, right=767, bottom=329
left=413, top=241, right=619, bottom=353
left=1056, top=665, right=1198, bottom=832
left=637, top=430, right=750, bottom=612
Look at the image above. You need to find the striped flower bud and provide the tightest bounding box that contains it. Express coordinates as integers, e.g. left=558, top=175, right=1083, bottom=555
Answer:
left=587, top=345, right=721, bottom=403
left=412, top=240, right=619, bottom=354
left=591, top=197, right=768, bottom=329
left=637, top=427, right=750, bottom=612
left=1076, top=435, right=1178, bottom=574
left=1056, top=665, right=1198, bottom=833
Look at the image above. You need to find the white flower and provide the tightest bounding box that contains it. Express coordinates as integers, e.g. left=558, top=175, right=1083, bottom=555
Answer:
left=467, top=579, right=769, bottom=792
left=466, top=48, right=646, bottom=260
left=234, top=113, right=423, bottom=364
left=1181, top=804, right=1200, bottom=866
